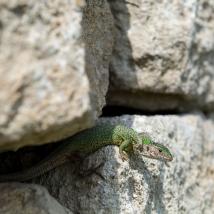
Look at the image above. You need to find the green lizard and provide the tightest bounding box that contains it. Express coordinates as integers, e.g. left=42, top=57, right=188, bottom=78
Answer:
left=0, top=124, right=173, bottom=182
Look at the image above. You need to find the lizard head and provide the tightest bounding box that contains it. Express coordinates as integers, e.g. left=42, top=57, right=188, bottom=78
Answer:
left=135, top=134, right=173, bottom=162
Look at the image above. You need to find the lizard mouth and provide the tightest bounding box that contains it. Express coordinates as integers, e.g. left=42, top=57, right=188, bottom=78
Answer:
left=142, top=154, right=173, bottom=162
left=159, top=155, right=173, bottom=162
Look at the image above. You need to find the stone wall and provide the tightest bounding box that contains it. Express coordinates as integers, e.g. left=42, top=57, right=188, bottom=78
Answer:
left=0, top=0, right=213, bottom=213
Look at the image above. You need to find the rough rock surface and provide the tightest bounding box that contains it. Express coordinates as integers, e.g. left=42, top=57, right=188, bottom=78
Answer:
left=0, top=0, right=113, bottom=151
left=0, top=0, right=213, bottom=213
left=30, top=115, right=214, bottom=214
left=0, top=183, right=72, bottom=214
left=108, top=0, right=214, bottom=111
left=82, top=0, right=114, bottom=115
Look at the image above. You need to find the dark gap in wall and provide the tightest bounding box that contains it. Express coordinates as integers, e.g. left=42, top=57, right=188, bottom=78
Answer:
left=101, top=105, right=183, bottom=117
left=0, top=142, right=58, bottom=174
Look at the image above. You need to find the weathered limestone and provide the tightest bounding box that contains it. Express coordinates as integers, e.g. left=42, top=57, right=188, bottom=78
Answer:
left=31, top=115, right=214, bottom=214
left=0, top=0, right=213, bottom=213
left=108, top=0, right=214, bottom=112
left=0, top=183, right=72, bottom=214
left=0, top=0, right=113, bottom=151
left=82, top=0, right=114, bottom=115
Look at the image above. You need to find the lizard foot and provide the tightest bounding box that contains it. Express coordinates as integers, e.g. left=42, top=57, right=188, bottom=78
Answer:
left=119, top=151, right=129, bottom=162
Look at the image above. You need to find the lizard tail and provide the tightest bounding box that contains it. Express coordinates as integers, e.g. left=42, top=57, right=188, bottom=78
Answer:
left=0, top=153, right=69, bottom=182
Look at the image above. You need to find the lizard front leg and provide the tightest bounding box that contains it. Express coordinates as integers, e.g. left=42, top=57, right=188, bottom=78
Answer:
left=119, top=140, right=133, bottom=161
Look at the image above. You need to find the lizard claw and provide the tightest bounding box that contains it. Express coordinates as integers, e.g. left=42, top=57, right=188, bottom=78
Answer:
left=120, top=151, right=129, bottom=161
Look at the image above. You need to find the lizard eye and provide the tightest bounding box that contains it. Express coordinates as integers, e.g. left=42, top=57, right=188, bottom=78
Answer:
left=158, top=149, right=162, bottom=153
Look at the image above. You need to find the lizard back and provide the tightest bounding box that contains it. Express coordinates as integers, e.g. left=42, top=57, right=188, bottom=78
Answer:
left=64, top=123, right=139, bottom=154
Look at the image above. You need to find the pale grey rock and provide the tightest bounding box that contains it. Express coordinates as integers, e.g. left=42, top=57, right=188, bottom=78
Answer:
left=35, top=115, right=214, bottom=214
left=82, top=0, right=114, bottom=115
left=0, top=0, right=113, bottom=151
left=108, top=0, right=214, bottom=111
left=0, top=183, right=72, bottom=214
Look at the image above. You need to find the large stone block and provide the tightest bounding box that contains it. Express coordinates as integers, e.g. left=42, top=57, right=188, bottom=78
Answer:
left=108, top=0, right=214, bottom=112
left=30, top=115, right=214, bottom=214
left=0, top=0, right=113, bottom=151
left=0, top=183, right=72, bottom=214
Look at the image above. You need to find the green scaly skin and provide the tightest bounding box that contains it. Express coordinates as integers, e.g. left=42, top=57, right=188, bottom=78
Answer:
left=0, top=124, right=173, bottom=182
